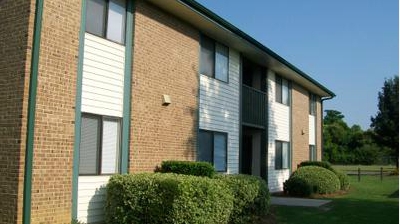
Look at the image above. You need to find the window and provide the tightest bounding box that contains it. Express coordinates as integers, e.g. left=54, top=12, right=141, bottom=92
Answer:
left=86, top=0, right=126, bottom=44
left=309, top=93, right=317, bottom=115
left=309, top=145, right=317, bottom=161
left=275, top=141, right=290, bottom=170
left=275, top=74, right=289, bottom=105
left=79, top=114, right=121, bottom=175
left=200, top=35, right=229, bottom=82
left=198, top=130, right=227, bottom=172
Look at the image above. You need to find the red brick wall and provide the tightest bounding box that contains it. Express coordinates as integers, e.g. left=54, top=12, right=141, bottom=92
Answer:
left=291, top=83, right=309, bottom=170
left=130, top=0, right=199, bottom=172
left=0, top=0, right=35, bottom=223
left=29, top=0, right=81, bottom=223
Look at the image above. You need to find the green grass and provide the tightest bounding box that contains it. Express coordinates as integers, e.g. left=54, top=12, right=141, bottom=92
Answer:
left=273, top=175, right=399, bottom=224
left=333, top=165, right=396, bottom=172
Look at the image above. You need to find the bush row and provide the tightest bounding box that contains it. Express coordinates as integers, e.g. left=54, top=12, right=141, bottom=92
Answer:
left=158, top=160, right=216, bottom=178
left=106, top=163, right=270, bottom=224
left=106, top=173, right=233, bottom=224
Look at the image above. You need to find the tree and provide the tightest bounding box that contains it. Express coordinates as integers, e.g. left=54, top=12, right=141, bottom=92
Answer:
left=370, top=76, right=399, bottom=167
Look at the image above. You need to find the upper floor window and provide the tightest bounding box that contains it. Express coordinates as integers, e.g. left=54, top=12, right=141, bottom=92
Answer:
left=309, top=93, right=317, bottom=115
left=275, top=74, right=289, bottom=105
left=198, top=130, right=227, bottom=172
left=200, top=35, right=229, bottom=82
left=86, top=0, right=126, bottom=44
left=79, top=114, right=121, bottom=175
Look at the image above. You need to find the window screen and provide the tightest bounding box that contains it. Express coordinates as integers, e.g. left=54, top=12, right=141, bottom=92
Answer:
left=198, top=130, right=228, bottom=172
left=282, top=78, right=289, bottom=105
left=79, top=116, right=100, bottom=175
left=200, top=36, right=214, bottom=77
left=275, top=75, right=282, bottom=103
left=106, top=0, right=126, bottom=43
left=214, top=133, right=227, bottom=172
left=215, top=43, right=229, bottom=82
left=101, top=118, right=120, bottom=174
left=309, top=145, right=316, bottom=161
left=79, top=114, right=121, bottom=175
left=86, top=0, right=106, bottom=37
left=275, top=141, right=290, bottom=170
left=198, top=130, right=213, bottom=163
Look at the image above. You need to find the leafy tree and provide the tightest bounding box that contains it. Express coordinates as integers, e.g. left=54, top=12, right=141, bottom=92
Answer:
left=370, top=76, right=399, bottom=167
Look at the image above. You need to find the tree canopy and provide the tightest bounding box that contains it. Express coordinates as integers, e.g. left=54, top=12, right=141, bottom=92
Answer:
left=370, top=76, right=399, bottom=167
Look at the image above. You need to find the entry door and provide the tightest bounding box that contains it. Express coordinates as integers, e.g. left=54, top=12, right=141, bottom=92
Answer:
left=241, top=135, right=252, bottom=175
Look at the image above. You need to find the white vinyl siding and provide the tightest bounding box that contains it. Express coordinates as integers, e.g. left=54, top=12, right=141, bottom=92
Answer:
left=81, top=33, right=125, bottom=117
left=309, top=115, right=316, bottom=145
left=267, top=71, right=290, bottom=192
left=77, top=176, right=110, bottom=224
left=199, top=49, right=240, bottom=174
left=78, top=33, right=125, bottom=224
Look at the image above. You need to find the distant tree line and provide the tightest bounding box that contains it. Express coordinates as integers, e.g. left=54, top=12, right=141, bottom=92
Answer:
left=323, top=76, right=398, bottom=167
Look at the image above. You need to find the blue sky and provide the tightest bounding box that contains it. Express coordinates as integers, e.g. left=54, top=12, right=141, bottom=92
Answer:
left=196, top=0, right=399, bottom=130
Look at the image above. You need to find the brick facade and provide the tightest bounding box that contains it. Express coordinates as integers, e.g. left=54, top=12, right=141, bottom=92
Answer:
left=291, top=83, right=310, bottom=170
left=28, top=0, right=81, bottom=223
left=129, top=1, right=199, bottom=172
left=0, top=0, right=35, bottom=223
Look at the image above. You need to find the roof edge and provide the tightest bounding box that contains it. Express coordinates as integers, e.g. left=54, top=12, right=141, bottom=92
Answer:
left=178, top=0, right=336, bottom=98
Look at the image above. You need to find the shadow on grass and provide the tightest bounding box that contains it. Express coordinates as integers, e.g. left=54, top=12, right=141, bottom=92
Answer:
left=273, top=197, right=399, bottom=224
left=388, top=190, right=399, bottom=198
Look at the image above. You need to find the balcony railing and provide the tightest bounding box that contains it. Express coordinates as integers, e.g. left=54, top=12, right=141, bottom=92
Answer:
left=242, top=85, right=266, bottom=128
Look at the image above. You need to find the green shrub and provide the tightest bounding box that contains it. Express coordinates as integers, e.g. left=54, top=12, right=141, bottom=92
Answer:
left=298, top=161, right=350, bottom=191
left=158, top=160, right=216, bottom=178
left=106, top=173, right=233, bottom=224
left=298, top=161, right=334, bottom=172
left=215, top=174, right=270, bottom=224
left=284, top=166, right=340, bottom=197
left=283, top=176, right=313, bottom=197
left=335, top=170, right=350, bottom=190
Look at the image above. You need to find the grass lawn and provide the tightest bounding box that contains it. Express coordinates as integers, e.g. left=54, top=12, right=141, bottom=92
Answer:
left=272, top=175, right=399, bottom=224
left=333, top=165, right=396, bottom=172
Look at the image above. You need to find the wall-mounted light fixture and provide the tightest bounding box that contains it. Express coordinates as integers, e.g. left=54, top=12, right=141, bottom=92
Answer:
left=162, top=94, right=171, bottom=106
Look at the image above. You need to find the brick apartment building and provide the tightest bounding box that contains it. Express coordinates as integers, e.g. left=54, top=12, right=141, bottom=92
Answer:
left=0, top=0, right=335, bottom=223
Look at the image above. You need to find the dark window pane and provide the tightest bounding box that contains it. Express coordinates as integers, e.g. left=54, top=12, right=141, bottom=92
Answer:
left=107, top=0, right=126, bottom=43
left=214, top=133, right=227, bottom=172
left=275, top=141, right=282, bottom=169
left=275, top=75, right=282, bottom=103
left=86, top=0, right=106, bottom=36
left=198, top=130, right=213, bottom=163
left=215, top=43, right=229, bottom=82
left=79, top=116, right=100, bottom=174
left=200, top=36, right=214, bottom=77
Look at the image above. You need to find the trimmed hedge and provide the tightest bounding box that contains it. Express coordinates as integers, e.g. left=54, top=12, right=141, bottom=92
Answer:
left=158, top=160, right=216, bottom=178
left=215, top=174, right=270, bottom=224
left=284, top=166, right=340, bottom=197
left=106, top=173, right=233, bottom=224
left=298, top=161, right=350, bottom=190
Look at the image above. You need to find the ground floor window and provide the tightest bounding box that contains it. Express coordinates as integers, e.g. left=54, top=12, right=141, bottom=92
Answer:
left=198, top=130, right=227, bottom=172
left=309, top=145, right=317, bottom=161
left=275, top=140, right=290, bottom=170
left=79, top=113, right=121, bottom=175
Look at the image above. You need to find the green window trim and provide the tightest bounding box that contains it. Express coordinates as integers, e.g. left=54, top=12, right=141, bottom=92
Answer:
left=23, top=0, right=44, bottom=223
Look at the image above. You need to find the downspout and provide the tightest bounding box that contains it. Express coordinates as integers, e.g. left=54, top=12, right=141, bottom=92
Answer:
left=320, top=95, right=335, bottom=161
left=23, top=0, right=44, bottom=223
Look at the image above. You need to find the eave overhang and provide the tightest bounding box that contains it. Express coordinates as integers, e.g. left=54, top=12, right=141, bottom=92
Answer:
left=147, top=0, right=336, bottom=98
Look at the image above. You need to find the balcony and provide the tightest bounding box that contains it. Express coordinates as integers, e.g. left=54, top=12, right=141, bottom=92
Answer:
left=242, top=85, right=266, bottom=128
